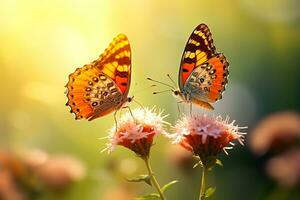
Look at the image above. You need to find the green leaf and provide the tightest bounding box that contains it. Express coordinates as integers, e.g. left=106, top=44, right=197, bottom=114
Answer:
left=127, top=174, right=152, bottom=186
left=135, top=193, right=160, bottom=200
left=193, top=160, right=203, bottom=168
left=215, top=159, right=223, bottom=167
left=161, top=180, right=179, bottom=193
left=205, top=187, right=216, bottom=198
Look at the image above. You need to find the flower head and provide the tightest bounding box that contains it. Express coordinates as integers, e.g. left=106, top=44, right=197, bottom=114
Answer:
left=170, top=114, right=246, bottom=164
left=100, top=186, right=135, bottom=200
left=249, top=112, right=300, bottom=155
left=36, top=155, right=86, bottom=190
left=105, top=107, right=167, bottom=158
left=266, top=149, right=300, bottom=187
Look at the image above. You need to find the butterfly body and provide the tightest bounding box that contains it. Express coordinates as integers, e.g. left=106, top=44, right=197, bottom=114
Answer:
left=175, top=24, right=229, bottom=110
left=66, top=34, right=132, bottom=121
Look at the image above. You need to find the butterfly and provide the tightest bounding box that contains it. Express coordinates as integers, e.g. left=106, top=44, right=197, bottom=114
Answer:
left=149, top=23, right=229, bottom=110
left=65, top=34, right=132, bottom=121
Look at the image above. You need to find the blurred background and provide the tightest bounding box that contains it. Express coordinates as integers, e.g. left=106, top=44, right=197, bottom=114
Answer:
left=1, top=0, right=300, bottom=199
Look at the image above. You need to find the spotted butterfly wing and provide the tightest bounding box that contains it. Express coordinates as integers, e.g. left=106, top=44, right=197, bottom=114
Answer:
left=66, top=34, right=131, bottom=120
left=179, top=24, right=229, bottom=109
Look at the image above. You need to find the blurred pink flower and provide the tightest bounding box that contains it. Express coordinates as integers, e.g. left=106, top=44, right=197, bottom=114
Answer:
left=100, top=187, right=134, bottom=200
left=266, top=149, right=300, bottom=187
left=249, top=112, right=300, bottom=155
left=21, top=149, right=48, bottom=169
left=0, top=151, right=28, bottom=200
left=36, top=155, right=86, bottom=190
left=104, top=108, right=167, bottom=157
left=0, top=151, right=27, bottom=180
left=170, top=114, right=246, bottom=163
left=0, top=170, right=27, bottom=200
left=0, top=149, right=86, bottom=197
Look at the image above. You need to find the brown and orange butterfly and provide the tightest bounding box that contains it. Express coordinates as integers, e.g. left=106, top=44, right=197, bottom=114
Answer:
left=149, top=23, right=229, bottom=110
left=65, top=34, right=132, bottom=121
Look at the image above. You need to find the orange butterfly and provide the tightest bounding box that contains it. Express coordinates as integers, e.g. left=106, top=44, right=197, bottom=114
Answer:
left=65, top=34, right=132, bottom=121
left=149, top=23, right=229, bottom=110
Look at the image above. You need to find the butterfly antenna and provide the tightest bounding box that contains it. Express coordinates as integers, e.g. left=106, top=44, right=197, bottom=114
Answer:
left=166, top=74, right=177, bottom=88
left=133, top=98, right=146, bottom=112
left=132, top=84, right=156, bottom=95
left=153, top=89, right=172, bottom=95
left=146, top=77, right=175, bottom=89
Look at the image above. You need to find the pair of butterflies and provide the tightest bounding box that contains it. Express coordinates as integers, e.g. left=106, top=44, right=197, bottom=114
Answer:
left=65, top=24, right=229, bottom=121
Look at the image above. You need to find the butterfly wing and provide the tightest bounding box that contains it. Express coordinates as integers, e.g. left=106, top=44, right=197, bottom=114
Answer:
left=178, top=23, right=216, bottom=90
left=184, top=54, right=229, bottom=103
left=96, top=34, right=131, bottom=97
left=178, top=24, right=229, bottom=107
left=66, top=34, right=131, bottom=120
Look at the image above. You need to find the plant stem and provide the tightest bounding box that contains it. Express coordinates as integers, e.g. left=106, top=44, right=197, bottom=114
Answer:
left=144, top=157, right=166, bottom=200
left=199, top=164, right=208, bottom=200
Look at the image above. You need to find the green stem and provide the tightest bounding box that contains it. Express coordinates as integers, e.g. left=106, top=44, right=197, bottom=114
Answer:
left=144, top=157, right=166, bottom=200
left=199, top=164, right=208, bottom=200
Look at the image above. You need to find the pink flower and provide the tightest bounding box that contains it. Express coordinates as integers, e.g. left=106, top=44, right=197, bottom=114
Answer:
left=249, top=112, right=300, bottom=155
left=0, top=170, right=27, bottom=200
left=104, top=108, right=167, bottom=158
left=36, top=155, right=86, bottom=190
left=170, top=114, right=246, bottom=163
left=266, top=149, right=300, bottom=187
left=100, top=186, right=135, bottom=200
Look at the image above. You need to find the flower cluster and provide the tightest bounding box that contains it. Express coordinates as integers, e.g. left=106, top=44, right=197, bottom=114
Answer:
left=266, top=149, right=300, bottom=187
left=0, top=149, right=86, bottom=200
left=103, top=108, right=247, bottom=200
left=170, top=114, right=246, bottom=164
left=250, top=112, right=300, bottom=155
left=105, top=108, right=167, bottom=158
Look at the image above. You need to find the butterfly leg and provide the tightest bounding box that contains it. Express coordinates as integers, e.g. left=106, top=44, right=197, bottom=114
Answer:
left=189, top=102, right=193, bottom=117
left=133, top=99, right=146, bottom=114
left=127, top=106, right=136, bottom=122
left=114, top=110, right=118, bottom=131
left=177, top=101, right=184, bottom=117
left=122, top=106, right=136, bottom=122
